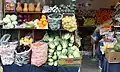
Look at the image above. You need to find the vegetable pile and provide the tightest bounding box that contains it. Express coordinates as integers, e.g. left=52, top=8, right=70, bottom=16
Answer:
left=2, top=14, right=17, bottom=29
left=24, top=21, right=35, bottom=28
left=20, top=36, right=33, bottom=45
left=62, top=14, right=77, bottom=32
left=36, top=15, right=48, bottom=29
left=42, top=31, right=82, bottom=66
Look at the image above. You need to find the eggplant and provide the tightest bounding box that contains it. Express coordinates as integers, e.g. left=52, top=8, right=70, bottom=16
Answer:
left=18, top=19, right=23, bottom=23
left=25, top=45, right=30, bottom=51
left=18, top=14, right=23, bottom=19
left=24, top=15, right=28, bottom=19
left=16, top=44, right=30, bottom=53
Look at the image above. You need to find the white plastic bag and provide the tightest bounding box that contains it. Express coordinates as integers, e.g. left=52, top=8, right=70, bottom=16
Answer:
left=14, top=48, right=31, bottom=66
left=0, top=34, right=18, bottom=65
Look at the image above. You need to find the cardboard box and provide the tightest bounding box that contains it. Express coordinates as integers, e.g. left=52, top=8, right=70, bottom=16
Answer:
left=58, top=58, right=82, bottom=65
left=105, top=48, right=120, bottom=63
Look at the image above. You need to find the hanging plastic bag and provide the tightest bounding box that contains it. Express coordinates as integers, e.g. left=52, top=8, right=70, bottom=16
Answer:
left=31, top=42, right=48, bottom=67
left=0, top=34, right=18, bottom=65
left=14, top=45, right=31, bottom=66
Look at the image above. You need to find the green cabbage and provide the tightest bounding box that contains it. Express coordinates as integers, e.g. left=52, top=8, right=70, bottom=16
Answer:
left=48, top=62, right=54, bottom=66
left=62, top=49, right=67, bottom=55
left=49, top=41, right=55, bottom=49
left=69, top=43, right=73, bottom=47
left=57, top=51, right=61, bottom=56
left=48, top=37, right=54, bottom=42
left=62, top=33, right=71, bottom=40
left=49, top=49, right=54, bottom=53
left=57, top=44, right=62, bottom=51
left=10, top=15, right=17, bottom=21
left=54, top=61, right=58, bottom=66
left=48, top=59, right=54, bottom=62
left=54, top=41, right=59, bottom=46
left=73, top=51, right=80, bottom=58
left=61, top=40, right=68, bottom=48
left=70, top=35, right=74, bottom=43
left=60, top=55, right=67, bottom=59
left=53, top=55, right=57, bottom=60
left=3, top=17, right=11, bottom=23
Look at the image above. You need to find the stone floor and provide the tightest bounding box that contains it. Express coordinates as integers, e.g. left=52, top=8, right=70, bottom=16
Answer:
left=81, top=56, right=100, bottom=72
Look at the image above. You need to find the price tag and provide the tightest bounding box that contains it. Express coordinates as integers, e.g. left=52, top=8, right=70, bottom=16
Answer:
left=67, top=58, right=73, bottom=63
left=59, top=59, right=66, bottom=64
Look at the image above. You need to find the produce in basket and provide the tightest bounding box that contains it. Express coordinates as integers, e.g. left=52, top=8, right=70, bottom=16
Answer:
left=62, top=14, right=77, bottom=32
left=48, top=13, right=62, bottom=30
left=35, top=15, right=48, bottom=29
left=14, top=45, right=31, bottom=66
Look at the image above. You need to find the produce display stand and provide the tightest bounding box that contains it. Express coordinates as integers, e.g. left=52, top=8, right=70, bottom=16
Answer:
left=2, top=64, right=81, bottom=72
left=0, top=0, right=81, bottom=72
left=96, top=42, right=120, bottom=72
left=94, top=25, right=120, bottom=72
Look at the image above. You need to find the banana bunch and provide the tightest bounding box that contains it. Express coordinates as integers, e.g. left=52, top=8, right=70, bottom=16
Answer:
left=84, top=18, right=96, bottom=26
left=20, top=36, right=33, bottom=45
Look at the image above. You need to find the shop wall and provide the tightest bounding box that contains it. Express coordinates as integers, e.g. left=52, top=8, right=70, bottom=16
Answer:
left=90, top=0, right=118, bottom=9
left=77, top=0, right=119, bottom=10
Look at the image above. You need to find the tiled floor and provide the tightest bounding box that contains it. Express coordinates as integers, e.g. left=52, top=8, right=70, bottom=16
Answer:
left=81, top=56, right=99, bottom=72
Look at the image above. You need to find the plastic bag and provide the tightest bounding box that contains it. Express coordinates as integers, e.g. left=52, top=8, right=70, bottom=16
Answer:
left=0, top=34, right=18, bottom=65
left=31, top=42, right=48, bottom=67
left=14, top=47, right=31, bottom=66
left=48, top=13, right=62, bottom=30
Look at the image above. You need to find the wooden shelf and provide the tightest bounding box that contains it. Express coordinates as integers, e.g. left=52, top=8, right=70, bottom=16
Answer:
left=0, top=28, right=68, bottom=30
left=4, top=11, right=52, bottom=14
left=18, top=12, right=43, bottom=14
left=79, top=26, right=96, bottom=28
left=4, top=11, right=16, bottom=13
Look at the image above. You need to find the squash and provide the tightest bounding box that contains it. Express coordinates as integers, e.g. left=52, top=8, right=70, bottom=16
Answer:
left=16, top=2, right=22, bottom=12
left=35, top=3, right=41, bottom=12
left=23, top=3, right=28, bottom=12
left=28, top=3, right=35, bottom=12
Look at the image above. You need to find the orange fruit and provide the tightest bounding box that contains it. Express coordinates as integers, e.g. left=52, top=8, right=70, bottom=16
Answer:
left=41, top=15, right=46, bottom=19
